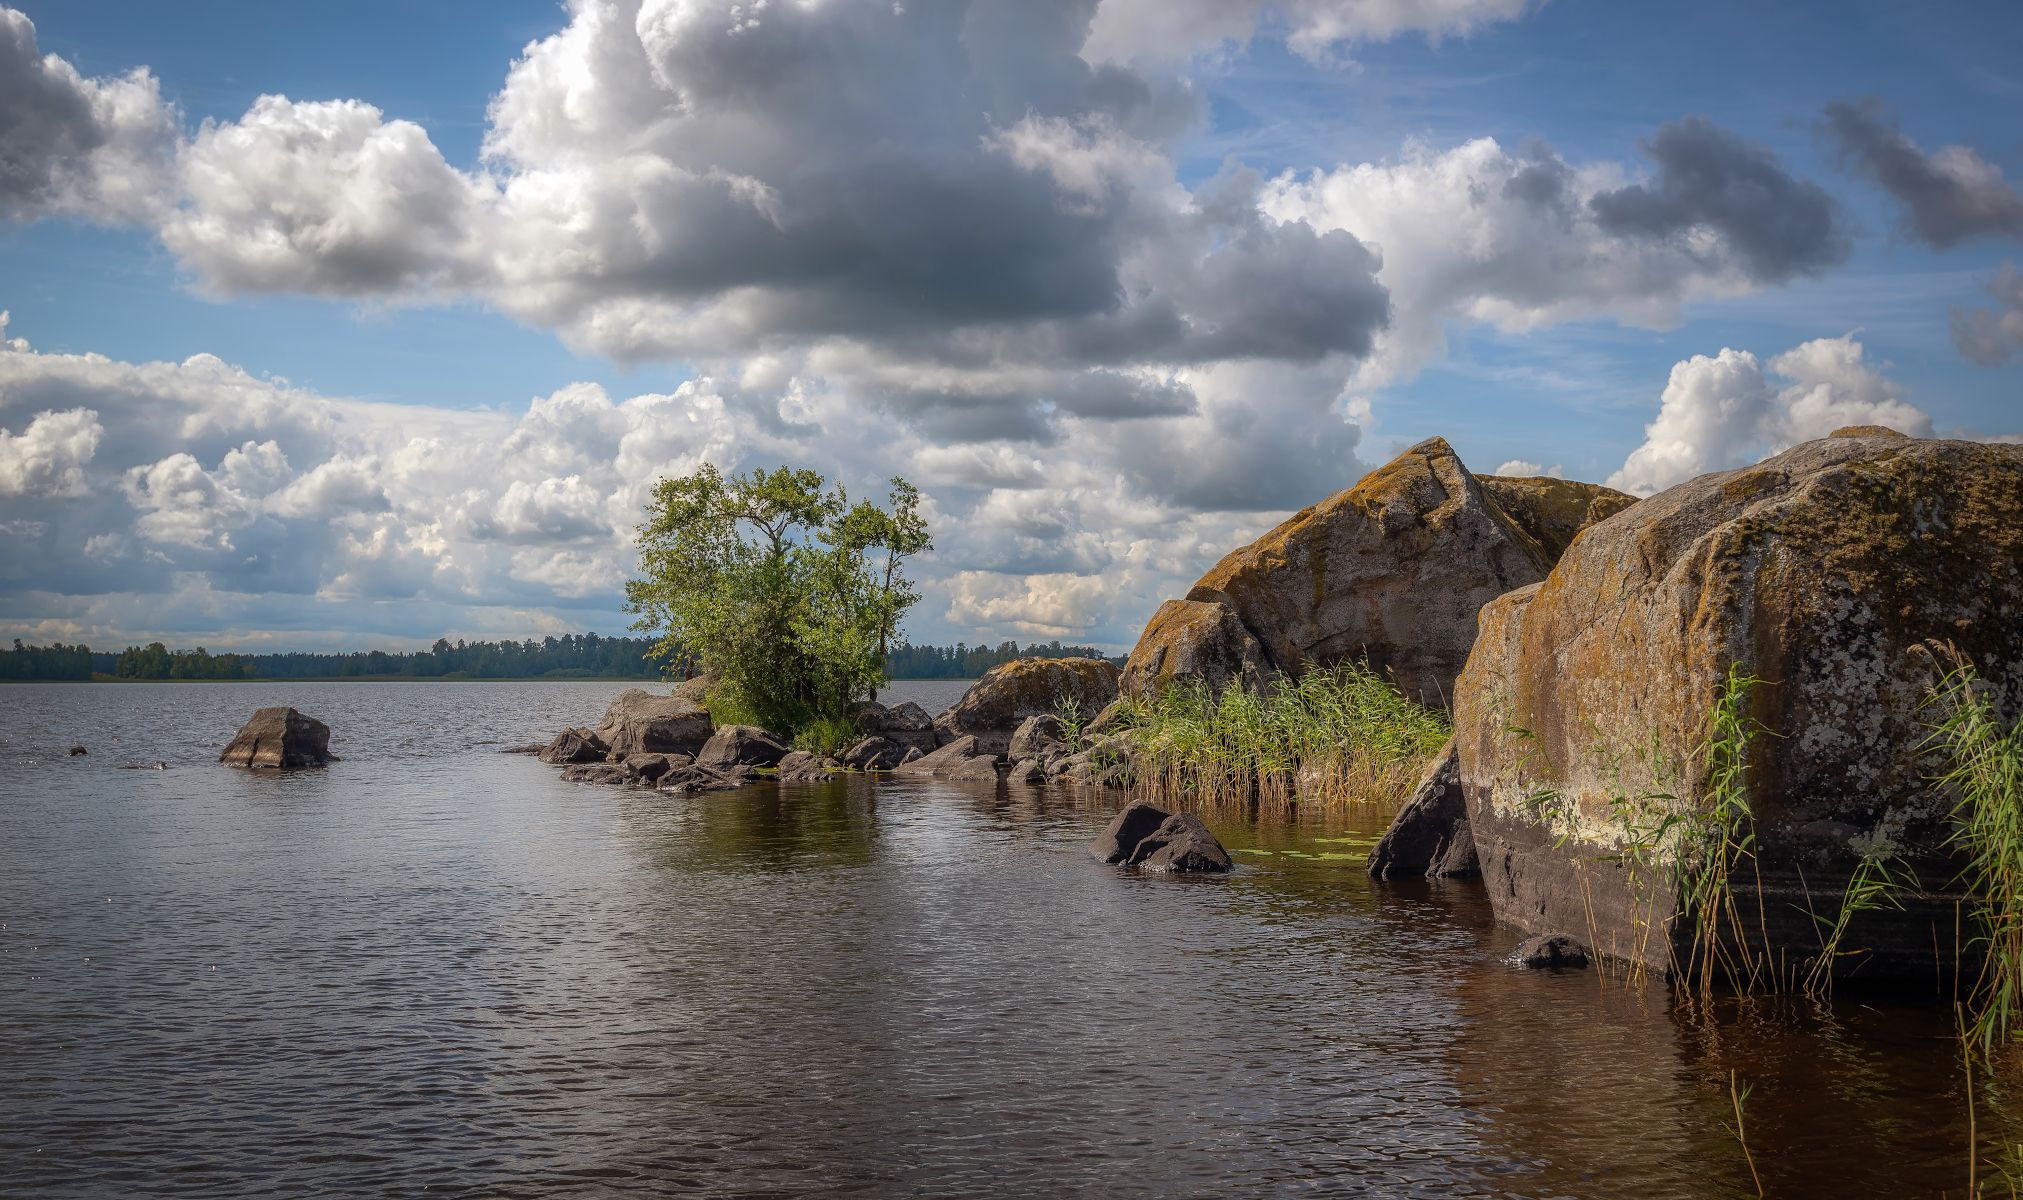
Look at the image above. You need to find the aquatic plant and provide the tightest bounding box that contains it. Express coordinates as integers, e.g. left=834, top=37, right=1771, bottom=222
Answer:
left=1118, top=660, right=1450, bottom=812
left=1675, top=665, right=1776, bottom=997
left=1726, top=1069, right=1764, bottom=1198
left=1801, top=841, right=1917, bottom=999
left=1929, top=662, right=2023, bottom=1057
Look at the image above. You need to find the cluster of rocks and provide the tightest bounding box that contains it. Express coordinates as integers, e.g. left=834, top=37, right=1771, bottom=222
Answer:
left=1115, top=426, right=2023, bottom=982
left=524, top=654, right=1137, bottom=794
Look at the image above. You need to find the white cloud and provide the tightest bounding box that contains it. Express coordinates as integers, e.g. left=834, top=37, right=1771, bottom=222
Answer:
left=1607, top=334, right=1934, bottom=496
left=0, top=407, right=101, bottom=497
left=1491, top=459, right=1562, bottom=478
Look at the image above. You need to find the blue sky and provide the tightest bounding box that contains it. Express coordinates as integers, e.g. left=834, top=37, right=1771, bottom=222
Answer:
left=1, top=0, right=2018, bottom=652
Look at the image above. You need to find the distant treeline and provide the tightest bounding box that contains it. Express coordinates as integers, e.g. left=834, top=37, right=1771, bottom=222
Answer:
left=884, top=640, right=1121, bottom=678
left=3, top=634, right=1123, bottom=682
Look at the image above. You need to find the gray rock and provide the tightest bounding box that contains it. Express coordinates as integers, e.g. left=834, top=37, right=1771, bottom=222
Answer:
left=934, top=658, right=1119, bottom=757
left=776, top=751, right=840, bottom=782
left=561, top=763, right=632, bottom=785
left=841, top=736, right=908, bottom=771
left=892, top=735, right=1001, bottom=781
left=1367, top=738, right=1477, bottom=879
left=539, top=727, right=608, bottom=765
left=695, top=725, right=791, bottom=770
left=1090, top=801, right=1232, bottom=873
left=623, top=753, right=688, bottom=783
left=220, top=707, right=337, bottom=769
left=594, top=688, right=714, bottom=759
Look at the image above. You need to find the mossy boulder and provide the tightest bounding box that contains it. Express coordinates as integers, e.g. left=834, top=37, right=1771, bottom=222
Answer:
left=1122, top=437, right=1630, bottom=708
left=935, top=657, right=1119, bottom=757
left=1456, top=431, right=2023, bottom=979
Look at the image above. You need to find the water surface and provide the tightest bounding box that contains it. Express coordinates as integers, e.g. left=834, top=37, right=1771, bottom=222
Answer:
left=0, top=681, right=2003, bottom=1196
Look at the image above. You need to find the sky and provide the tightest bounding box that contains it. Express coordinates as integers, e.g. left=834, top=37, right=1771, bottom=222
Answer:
left=1, top=0, right=2019, bottom=654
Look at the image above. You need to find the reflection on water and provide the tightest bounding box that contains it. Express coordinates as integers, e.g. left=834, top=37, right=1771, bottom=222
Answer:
left=0, top=682, right=2003, bottom=1197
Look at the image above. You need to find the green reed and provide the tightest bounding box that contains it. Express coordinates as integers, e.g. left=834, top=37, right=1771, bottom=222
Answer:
left=1928, top=663, right=2023, bottom=1057
left=1116, top=661, right=1450, bottom=813
left=1675, top=664, right=1776, bottom=997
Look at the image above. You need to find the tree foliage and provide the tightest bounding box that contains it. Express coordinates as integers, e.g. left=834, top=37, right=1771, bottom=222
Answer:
left=625, top=465, right=930, bottom=734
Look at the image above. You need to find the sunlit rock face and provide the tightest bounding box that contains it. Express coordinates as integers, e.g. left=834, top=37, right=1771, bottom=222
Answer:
left=1118, top=437, right=1632, bottom=708
left=1457, top=429, right=2023, bottom=979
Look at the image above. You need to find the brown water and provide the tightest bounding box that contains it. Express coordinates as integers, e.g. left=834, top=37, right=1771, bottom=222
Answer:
left=0, top=681, right=2007, bottom=1197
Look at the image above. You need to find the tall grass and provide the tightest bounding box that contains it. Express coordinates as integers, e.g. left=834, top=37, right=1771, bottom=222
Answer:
left=1676, top=664, right=1776, bottom=997
left=1115, top=660, right=1450, bottom=813
left=1928, top=662, right=2023, bottom=1057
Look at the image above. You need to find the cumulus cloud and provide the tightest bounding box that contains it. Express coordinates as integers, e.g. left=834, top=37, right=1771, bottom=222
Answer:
left=0, top=314, right=1314, bottom=649
left=1491, top=460, right=1561, bottom=478
left=1822, top=99, right=2023, bottom=249
left=1261, top=122, right=1847, bottom=388
left=1953, top=261, right=2023, bottom=366
left=0, top=407, right=101, bottom=496
left=1606, top=333, right=1933, bottom=496
left=0, top=7, right=176, bottom=222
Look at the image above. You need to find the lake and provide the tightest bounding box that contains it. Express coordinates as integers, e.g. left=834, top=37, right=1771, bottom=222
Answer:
left=0, top=681, right=2005, bottom=1197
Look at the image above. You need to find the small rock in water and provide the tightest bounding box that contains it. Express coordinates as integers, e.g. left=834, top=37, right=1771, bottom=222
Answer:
left=1513, top=934, right=1589, bottom=970
left=68, top=745, right=86, bottom=756
left=1089, top=801, right=1233, bottom=873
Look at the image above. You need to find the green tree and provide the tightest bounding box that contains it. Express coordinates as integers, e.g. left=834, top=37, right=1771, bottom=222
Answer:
left=624, top=465, right=931, bottom=735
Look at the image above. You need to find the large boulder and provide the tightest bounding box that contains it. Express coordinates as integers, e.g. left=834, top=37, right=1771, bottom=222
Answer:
left=1456, top=430, right=2023, bottom=980
left=891, top=734, right=1002, bottom=781
left=1367, top=738, right=1477, bottom=879
left=1119, top=437, right=1586, bottom=709
left=1089, top=801, right=1233, bottom=873
left=594, top=688, right=714, bottom=759
left=935, top=657, right=1119, bottom=757
left=695, top=725, right=791, bottom=770
left=841, top=736, right=909, bottom=771
left=219, top=707, right=337, bottom=769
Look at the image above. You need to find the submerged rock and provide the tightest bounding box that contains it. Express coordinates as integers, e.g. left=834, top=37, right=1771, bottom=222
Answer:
left=695, top=725, right=791, bottom=770
left=1117, top=438, right=1632, bottom=708
left=1367, top=738, right=1477, bottom=879
left=561, top=762, right=632, bottom=785
left=1089, top=801, right=1232, bottom=873
left=935, top=657, right=1119, bottom=757
left=594, top=688, right=714, bottom=760
left=219, top=707, right=337, bottom=769
left=1457, top=430, right=2023, bottom=980
left=1514, top=934, right=1590, bottom=970
left=658, top=763, right=751, bottom=794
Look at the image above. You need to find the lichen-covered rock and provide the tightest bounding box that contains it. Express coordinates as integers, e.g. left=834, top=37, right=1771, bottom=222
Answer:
left=594, top=689, right=714, bottom=759
left=695, top=725, right=790, bottom=770
left=1367, top=738, right=1477, bottom=879
left=891, top=734, right=1002, bottom=781
left=219, top=707, right=337, bottom=769
left=1116, top=598, right=1273, bottom=702
left=1456, top=431, right=2023, bottom=979
left=1119, top=437, right=1562, bottom=709
left=1477, top=475, right=1639, bottom=562
left=934, top=657, right=1118, bottom=757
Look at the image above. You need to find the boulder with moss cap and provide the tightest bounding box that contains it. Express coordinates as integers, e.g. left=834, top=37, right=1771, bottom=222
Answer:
left=1456, top=428, right=2023, bottom=979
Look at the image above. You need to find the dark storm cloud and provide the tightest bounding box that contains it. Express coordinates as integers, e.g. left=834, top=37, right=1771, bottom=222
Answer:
left=1590, top=116, right=1848, bottom=282
left=1821, top=98, right=2023, bottom=250
left=0, top=10, right=105, bottom=217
